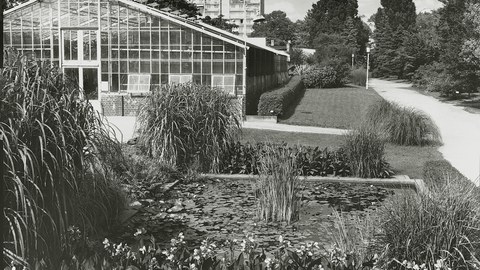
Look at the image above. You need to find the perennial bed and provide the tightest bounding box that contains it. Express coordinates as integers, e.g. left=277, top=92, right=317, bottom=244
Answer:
left=114, top=178, right=412, bottom=252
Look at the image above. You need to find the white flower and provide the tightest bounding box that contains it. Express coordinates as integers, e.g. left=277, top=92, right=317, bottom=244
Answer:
left=278, top=235, right=284, bottom=243
left=139, top=246, right=147, bottom=254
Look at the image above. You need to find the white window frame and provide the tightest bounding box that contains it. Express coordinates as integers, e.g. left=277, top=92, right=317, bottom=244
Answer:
left=169, top=74, right=193, bottom=84
left=127, top=74, right=151, bottom=93
left=212, top=75, right=236, bottom=95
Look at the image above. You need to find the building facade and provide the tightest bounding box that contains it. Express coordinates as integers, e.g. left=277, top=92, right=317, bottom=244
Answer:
left=189, top=0, right=264, bottom=37
left=3, top=0, right=287, bottom=117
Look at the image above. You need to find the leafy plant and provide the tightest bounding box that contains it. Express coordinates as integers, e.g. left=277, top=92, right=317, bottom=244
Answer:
left=219, top=142, right=353, bottom=177
left=137, top=83, right=241, bottom=172
left=15, top=227, right=383, bottom=270
left=1, top=49, right=125, bottom=267
left=342, top=126, right=393, bottom=178
left=255, top=143, right=300, bottom=224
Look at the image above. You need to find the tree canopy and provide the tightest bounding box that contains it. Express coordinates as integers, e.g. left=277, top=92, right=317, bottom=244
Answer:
left=250, top=10, right=296, bottom=45
left=302, top=0, right=369, bottom=65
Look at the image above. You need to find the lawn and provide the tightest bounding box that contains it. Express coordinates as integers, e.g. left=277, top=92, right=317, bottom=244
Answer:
left=279, top=85, right=383, bottom=129
left=241, top=128, right=443, bottom=179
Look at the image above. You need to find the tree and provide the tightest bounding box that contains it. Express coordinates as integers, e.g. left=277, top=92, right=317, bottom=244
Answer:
left=250, top=11, right=296, bottom=45
left=437, top=0, right=479, bottom=94
left=372, top=0, right=416, bottom=78
left=303, top=0, right=368, bottom=64
left=202, top=15, right=238, bottom=33
left=462, top=2, right=480, bottom=69
left=146, top=0, right=200, bottom=17
left=304, top=0, right=359, bottom=46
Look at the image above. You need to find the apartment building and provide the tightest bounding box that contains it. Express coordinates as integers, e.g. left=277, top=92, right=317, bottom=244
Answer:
left=190, top=0, right=264, bottom=36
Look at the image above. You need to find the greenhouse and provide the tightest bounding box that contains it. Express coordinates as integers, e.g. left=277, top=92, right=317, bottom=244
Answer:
left=3, top=0, right=289, bottom=116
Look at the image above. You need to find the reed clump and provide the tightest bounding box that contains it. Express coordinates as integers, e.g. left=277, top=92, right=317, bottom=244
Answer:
left=342, top=126, right=393, bottom=178
left=366, top=99, right=442, bottom=146
left=380, top=178, right=480, bottom=269
left=1, top=49, right=125, bottom=267
left=255, top=144, right=300, bottom=224
left=137, top=83, right=241, bottom=172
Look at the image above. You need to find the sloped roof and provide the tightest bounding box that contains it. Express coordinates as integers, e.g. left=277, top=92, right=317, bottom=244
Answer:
left=4, top=0, right=289, bottom=59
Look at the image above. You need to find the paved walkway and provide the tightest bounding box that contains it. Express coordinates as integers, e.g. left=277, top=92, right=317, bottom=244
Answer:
left=370, top=79, right=480, bottom=183
left=104, top=116, right=349, bottom=144
left=242, top=120, right=349, bottom=135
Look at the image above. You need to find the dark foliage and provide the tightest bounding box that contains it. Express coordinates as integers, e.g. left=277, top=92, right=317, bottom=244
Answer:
left=202, top=15, right=239, bottom=33
left=219, top=142, right=353, bottom=177
left=257, top=76, right=304, bottom=116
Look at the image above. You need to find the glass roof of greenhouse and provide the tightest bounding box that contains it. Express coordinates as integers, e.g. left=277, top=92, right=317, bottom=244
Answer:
left=4, top=0, right=289, bottom=58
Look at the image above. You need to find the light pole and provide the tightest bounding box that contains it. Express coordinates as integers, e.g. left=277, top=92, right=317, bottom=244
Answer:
left=366, top=47, right=370, bottom=89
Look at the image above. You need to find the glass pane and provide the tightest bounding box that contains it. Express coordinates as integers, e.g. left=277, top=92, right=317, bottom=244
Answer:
left=90, top=31, right=97, bottom=60
left=212, top=76, right=223, bottom=87
left=83, top=68, right=98, bottom=100
left=65, top=68, right=79, bottom=85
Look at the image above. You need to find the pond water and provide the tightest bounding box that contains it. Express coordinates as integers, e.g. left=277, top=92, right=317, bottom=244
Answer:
left=116, top=178, right=412, bottom=251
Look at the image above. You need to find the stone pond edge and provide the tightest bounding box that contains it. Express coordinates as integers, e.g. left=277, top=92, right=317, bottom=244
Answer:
left=200, top=174, right=428, bottom=194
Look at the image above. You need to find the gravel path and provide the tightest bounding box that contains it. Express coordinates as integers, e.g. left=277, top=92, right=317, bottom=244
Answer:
left=370, top=79, right=480, bottom=183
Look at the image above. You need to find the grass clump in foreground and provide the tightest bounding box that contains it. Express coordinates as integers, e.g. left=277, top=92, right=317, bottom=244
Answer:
left=137, top=83, right=241, bottom=172
left=255, top=144, right=300, bottom=224
left=380, top=178, right=480, bottom=269
left=1, top=50, right=125, bottom=267
left=343, top=126, right=394, bottom=178
left=366, top=99, right=442, bottom=146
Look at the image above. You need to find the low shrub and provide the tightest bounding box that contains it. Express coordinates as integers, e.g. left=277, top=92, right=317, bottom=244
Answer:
left=366, top=100, right=442, bottom=146
left=342, top=126, right=393, bottom=178
left=219, top=142, right=352, bottom=177
left=137, top=83, right=241, bottom=172
left=257, top=76, right=305, bottom=116
left=301, top=60, right=350, bottom=88
left=350, top=67, right=367, bottom=87
left=256, top=144, right=299, bottom=224
left=380, top=180, right=480, bottom=269
left=413, top=62, right=479, bottom=97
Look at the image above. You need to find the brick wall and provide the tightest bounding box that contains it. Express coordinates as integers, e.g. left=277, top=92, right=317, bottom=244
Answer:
left=101, top=93, right=245, bottom=117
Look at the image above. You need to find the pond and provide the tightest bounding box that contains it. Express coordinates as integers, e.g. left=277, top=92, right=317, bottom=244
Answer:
left=115, top=178, right=412, bottom=251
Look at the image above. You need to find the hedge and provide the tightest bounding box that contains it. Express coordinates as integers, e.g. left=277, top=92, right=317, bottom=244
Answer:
left=257, top=75, right=305, bottom=116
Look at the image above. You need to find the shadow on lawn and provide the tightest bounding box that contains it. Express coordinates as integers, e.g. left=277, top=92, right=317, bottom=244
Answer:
left=279, top=87, right=307, bottom=120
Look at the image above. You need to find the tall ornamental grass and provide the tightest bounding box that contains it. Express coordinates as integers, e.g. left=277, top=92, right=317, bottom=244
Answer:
left=380, top=179, right=480, bottom=269
left=255, top=144, right=299, bottom=224
left=137, top=83, right=241, bottom=172
left=342, top=126, right=393, bottom=178
left=366, top=100, right=441, bottom=146
left=1, top=50, right=125, bottom=267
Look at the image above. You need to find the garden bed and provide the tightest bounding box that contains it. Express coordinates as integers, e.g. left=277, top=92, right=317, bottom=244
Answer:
left=114, top=178, right=414, bottom=252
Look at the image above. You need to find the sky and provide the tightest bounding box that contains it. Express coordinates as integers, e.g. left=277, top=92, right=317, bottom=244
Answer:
left=264, top=0, right=444, bottom=22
